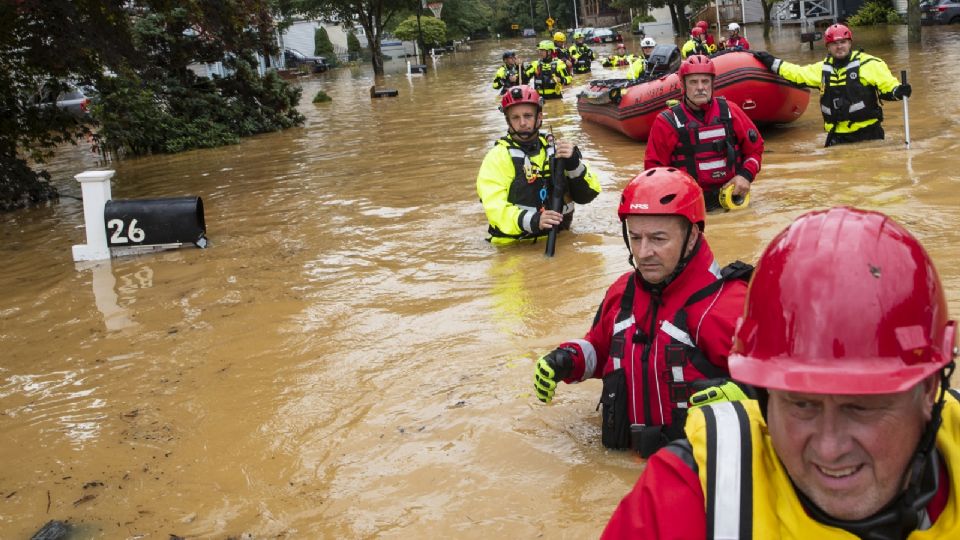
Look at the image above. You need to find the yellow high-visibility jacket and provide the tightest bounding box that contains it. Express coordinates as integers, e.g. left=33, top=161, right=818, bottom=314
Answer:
left=774, top=50, right=902, bottom=135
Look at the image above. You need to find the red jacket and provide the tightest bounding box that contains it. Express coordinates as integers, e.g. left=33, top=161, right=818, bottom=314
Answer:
left=559, top=238, right=746, bottom=428
left=725, top=35, right=751, bottom=50
left=644, top=97, right=763, bottom=192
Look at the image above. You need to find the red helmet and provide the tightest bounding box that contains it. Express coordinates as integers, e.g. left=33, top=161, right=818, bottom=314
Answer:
left=679, top=55, right=715, bottom=79
left=730, top=207, right=957, bottom=394
left=696, top=20, right=708, bottom=30
left=499, top=86, right=542, bottom=113
left=690, top=27, right=704, bottom=38
left=618, top=167, right=706, bottom=230
left=824, top=23, right=853, bottom=44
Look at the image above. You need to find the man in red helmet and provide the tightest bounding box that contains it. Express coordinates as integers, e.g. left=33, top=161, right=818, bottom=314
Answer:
left=681, top=26, right=710, bottom=59
left=753, top=23, right=911, bottom=147
left=602, top=207, right=960, bottom=539
left=533, top=168, right=752, bottom=457
left=645, top=55, right=764, bottom=211
left=476, top=87, right=600, bottom=245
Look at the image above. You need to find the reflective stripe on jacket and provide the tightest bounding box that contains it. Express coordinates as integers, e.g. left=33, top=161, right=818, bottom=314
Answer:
left=775, top=50, right=900, bottom=134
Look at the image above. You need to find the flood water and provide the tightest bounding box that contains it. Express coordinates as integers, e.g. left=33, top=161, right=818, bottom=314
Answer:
left=2, top=25, right=959, bottom=538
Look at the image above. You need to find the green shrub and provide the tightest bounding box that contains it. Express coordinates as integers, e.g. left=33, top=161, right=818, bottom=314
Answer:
left=347, top=31, right=366, bottom=62
left=95, top=58, right=304, bottom=157
left=313, top=90, right=332, bottom=103
left=848, top=0, right=902, bottom=25
left=315, top=27, right=338, bottom=67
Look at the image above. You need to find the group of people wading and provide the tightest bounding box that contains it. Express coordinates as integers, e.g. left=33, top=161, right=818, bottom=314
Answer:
left=478, top=23, right=949, bottom=540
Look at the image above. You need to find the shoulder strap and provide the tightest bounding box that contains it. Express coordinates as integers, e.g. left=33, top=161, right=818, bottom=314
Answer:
left=608, top=275, right=637, bottom=370
left=683, top=261, right=753, bottom=309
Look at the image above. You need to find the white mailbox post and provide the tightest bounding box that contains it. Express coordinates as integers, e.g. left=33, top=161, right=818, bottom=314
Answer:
left=72, top=170, right=115, bottom=262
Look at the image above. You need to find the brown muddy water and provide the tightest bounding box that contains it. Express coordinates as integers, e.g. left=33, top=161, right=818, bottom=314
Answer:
left=1, top=25, right=959, bottom=539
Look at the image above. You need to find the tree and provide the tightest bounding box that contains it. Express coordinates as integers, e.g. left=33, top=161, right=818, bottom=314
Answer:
left=315, top=26, right=338, bottom=66
left=297, top=0, right=415, bottom=76
left=347, top=30, right=363, bottom=61
left=395, top=15, right=447, bottom=47
left=94, top=2, right=304, bottom=157
left=907, top=0, right=921, bottom=41
left=0, top=0, right=134, bottom=210
left=441, top=0, right=494, bottom=39
left=611, top=0, right=690, bottom=36
left=1, top=0, right=306, bottom=211
left=761, top=0, right=777, bottom=38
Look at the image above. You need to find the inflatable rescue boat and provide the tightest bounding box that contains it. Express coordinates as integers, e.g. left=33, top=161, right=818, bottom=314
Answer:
left=577, top=47, right=810, bottom=141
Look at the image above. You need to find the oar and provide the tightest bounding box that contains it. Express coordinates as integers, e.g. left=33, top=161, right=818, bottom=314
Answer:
left=901, top=70, right=910, bottom=149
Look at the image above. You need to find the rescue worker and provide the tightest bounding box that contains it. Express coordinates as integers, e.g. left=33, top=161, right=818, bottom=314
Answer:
left=525, top=40, right=572, bottom=99
left=626, top=37, right=657, bottom=80
left=602, top=43, right=636, bottom=68
left=552, top=31, right=574, bottom=71
left=533, top=168, right=751, bottom=457
left=681, top=27, right=711, bottom=59
left=753, top=23, right=911, bottom=147
left=694, top=20, right=718, bottom=53
left=602, top=206, right=960, bottom=539
left=645, top=55, right=763, bottom=211
left=725, top=22, right=750, bottom=50
left=568, top=32, right=595, bottom=74
left=476, top=87, right=600, bottom=245
left=492, top=50, right=524, bottom=94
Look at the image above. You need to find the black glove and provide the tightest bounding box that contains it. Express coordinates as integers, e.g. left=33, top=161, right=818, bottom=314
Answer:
left=563, top=146, right=582, bottom=172
left=753, top=51, right=777, bottom=71
left=533, top=346, right=577, bottom=403
left=893, top=83, right=912, bottom=100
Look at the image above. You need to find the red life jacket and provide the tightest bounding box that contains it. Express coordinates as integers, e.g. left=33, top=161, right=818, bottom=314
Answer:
left=660, top=97, right=741, bottom=191
left=594, top=242, right=751, bottom=454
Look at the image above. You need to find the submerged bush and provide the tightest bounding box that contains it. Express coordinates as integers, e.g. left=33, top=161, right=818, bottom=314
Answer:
left=849, top=0, right=903, bottom=25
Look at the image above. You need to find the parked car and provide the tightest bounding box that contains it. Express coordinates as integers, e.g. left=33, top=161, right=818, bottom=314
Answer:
left=283, top=48, right=329, bottom=73
left=921, top=0, right=960, bottom=24
left=522, top=28, right=537, bottom=37
left=590, top=28, right=622, bottom=43
left=573, top=27, right=595, bottom=39
left=33, top=81, right=94, bottom=118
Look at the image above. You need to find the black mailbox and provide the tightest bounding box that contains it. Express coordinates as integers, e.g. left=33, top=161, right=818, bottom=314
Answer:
left=801, top=31, right=823, bottom=43
left=103, top=196, right=207, bottom=249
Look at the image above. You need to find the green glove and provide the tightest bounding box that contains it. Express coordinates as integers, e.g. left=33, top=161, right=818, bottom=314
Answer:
left=533, top=346, right=576, bottom=403
left=689, top=380, right=750, bottom=408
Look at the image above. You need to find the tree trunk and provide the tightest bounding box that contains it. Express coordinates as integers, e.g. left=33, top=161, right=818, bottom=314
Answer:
left=370, top=29, right=384, bottom=75
left=907, top=0, right=921, bottom=42
left=762, top=0, right=774, bottom=38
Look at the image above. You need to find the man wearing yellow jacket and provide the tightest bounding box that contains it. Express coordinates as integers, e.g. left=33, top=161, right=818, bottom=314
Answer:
left=602, top=207, right=960, bottom=539
left=525, top=40, right=572, bottom=99
left=477, top=87, right=600, bottom=245
left=753, top=24, right=911, bottom=147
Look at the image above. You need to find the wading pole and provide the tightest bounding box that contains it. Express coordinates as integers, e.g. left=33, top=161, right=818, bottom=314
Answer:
left=901, top=70, right=910, bottom=149
left=544, top=133, right=565, bottom=257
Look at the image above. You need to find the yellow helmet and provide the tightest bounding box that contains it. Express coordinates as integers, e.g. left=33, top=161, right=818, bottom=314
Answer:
left=553, top=32, right=566, bottom=42
left=538, top=40, right=556, bottom=51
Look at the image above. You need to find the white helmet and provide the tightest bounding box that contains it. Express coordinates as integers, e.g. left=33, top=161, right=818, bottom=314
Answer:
left=640, top=37, right=657, bottom=48
left=727, top=22, right=741, bottom=32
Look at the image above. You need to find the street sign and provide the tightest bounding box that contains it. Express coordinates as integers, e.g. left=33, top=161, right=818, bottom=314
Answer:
left=546, top=17, right=555, bottom=27
left=511, top=24, right=519, bottom=30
